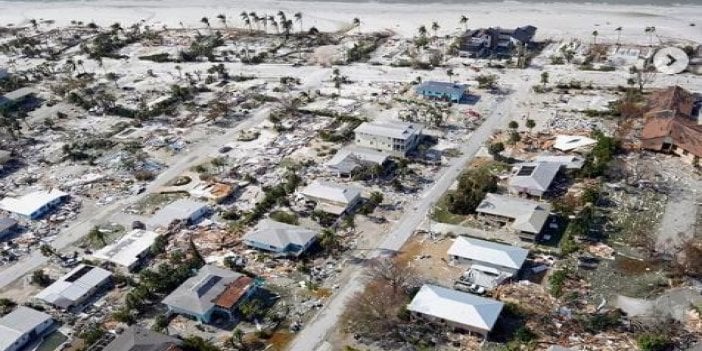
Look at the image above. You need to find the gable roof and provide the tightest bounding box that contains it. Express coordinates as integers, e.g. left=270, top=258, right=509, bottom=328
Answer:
left=103, top=326, right=181, bottom=351
left=92, top=230, right=159, bottom=268
left=509, top=162, right=560, bottom=194
left=162, top=265, right=243, bottom=316
left=0, top=189, right=68, bottom=218
left=447, top=237, right=528, bottom=270
left=476, top=193, right=551, bottom=234
left=354, top=121, right=421, bottom=140
left=213, top=276, right=254, bottom=309
left=35, top=264, right=112, bottom=308
left=407, top=284, right=503, bottom=331
left=300, top=181, right=361, bottom=205
left=243, top=219, right=317, bottom=254
left=0, top=306, right=52, bottom=351
left=146, top=199, right=208, bottom=228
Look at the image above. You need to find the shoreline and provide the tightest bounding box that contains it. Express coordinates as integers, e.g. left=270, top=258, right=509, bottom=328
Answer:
left=0, top=0, right=700, bottom=44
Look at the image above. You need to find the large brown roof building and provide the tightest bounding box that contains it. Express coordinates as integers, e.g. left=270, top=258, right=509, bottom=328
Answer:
left=640, top=86, right=702, bottom=165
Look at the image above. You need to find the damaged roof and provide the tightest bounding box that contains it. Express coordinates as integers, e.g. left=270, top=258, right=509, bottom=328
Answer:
left=447, top=237, right=528, bottom=270
left=476, top=193, right=551, bottom=234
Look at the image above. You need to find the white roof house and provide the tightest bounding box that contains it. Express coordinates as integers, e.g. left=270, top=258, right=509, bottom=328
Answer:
left=476, top=193, right=552, bottom=236
left=553, top=135, right=596, bottom=152
left=91, top=230, right=159, bottom=270
left=407, top=284, right=504, bottom=336
left=508, top=162, right=561, bottom=197
left=300, top=181, right=362, bottom=215
left=146, top=198, right=209, bottom=229
left=0, top=306, right=53, bottom=351
left=35, top=264, right=112, bottom=310
left=533, top=155, right=585, bottom=170
left=243, top=219, right=317, bottom=257
left=354, top=121, right=421, bottom=140
left=326, top=146, right=389, bottom=176
left=0, top=189, right=68, bottom=220
left=448, top=237, right=528, bottom=273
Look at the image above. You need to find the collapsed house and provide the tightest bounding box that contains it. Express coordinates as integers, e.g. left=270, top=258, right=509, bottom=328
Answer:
left=91, top=229, right=159, bottom=271
left=242, top=219, right=317, bottom=257
left=532, top=155, right=585, bottom=170
left=475, top=193, right=552, bottom=241
left=354, top=121, right=422, bottom=157
left=458, top=26, right=537, bottom=58
left=0, top=306, right=54, bottom=351
left=640, top=86, right=702, bottom=165
left=407, top=284, right=504, bottom=337
left=299, top=181, right=362, bottom=216
left=325, top=145, right=389, bottom=177
left=35, top=264, right=112, bottom=310
left=162, top=265, right=255, bottom=324
left=0, top=189, right=69, bottom=220
left=552, top=135, right=596, bottom=152
left=448, top=237, right=528, bottom=289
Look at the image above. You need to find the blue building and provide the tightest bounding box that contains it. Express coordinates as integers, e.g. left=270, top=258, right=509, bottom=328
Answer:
left=416, top=81, right=468, bottom=103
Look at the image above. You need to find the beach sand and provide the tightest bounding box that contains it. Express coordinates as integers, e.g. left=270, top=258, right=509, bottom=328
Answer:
left=0, top=0, right=700, bottom=44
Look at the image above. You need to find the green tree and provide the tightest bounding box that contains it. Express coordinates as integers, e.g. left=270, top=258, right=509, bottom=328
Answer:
left=39, top=244, right=56, bottom=258
left=183, top=335, right=221, bottom=351
left=319, top=228, right=339, bottom=254
left=31, top=269, right=52, bottom=287
left=526, top=119, right=536, bottom=133
left=87, top=226, right=107, bottom=246
left=488, top=142, right=505, bottom=158
left=508, top=120, right=519, bottom=130
left=540, top=71, right=549, bottom=87
left=369, top=191, right=384, bottom=205
left=637, top=333, right=670, bottom=351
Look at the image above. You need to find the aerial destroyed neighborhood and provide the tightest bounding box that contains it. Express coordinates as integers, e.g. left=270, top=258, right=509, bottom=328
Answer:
left=0, top=3, right=701, bottom=351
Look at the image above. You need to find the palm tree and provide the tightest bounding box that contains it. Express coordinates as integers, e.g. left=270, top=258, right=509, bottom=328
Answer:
left=294, top=12, right=303, bottom=33
left=270, top=18, right=279, bottom=34
left=200, top=17, right=210, bottom=28
left=319, top=228, right=339, bottom=254
left=591, top=30, right=599, bottom=45
left=369, top=191, right=384, bottom=205
left=261, top=15, right=268, bottom=33
left=446, top=68, right=454, bottom=81
left=283, top=19, right=293, bottom=39
left=418, top=25, right=427, bottom=38
left=217, top=14, right=226, bottom=28
left=431, top=21, right=440, bottom=39
left=615, top=26, right=622, bottom=46
left=277, top=10, right=287, bottom=24
left=87, top=226, right=107, bottom=246
left=353, top=17, right=361, bottom=34
left=244, top=18, right=252, bottom=32
left=105, top=72, right=119, bottom=88
left=644, top=26, right=656, bottom=47
left=231, top=329, right=244, bottom=348
left=526, top=119, right=536, bottom=134
left=39, top=244, right=56, bottom=258
left=459, top=15, right=468, bottom=31
left=29, top=19, right=38, bottom=30
left=540, top=71, right=549, bottom=87
left=249, top=12, right=258, bottom=30
left=240, top=11, right=249, bottom=30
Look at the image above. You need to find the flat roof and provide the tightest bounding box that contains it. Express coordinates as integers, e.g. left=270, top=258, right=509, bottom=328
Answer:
left=407, top=284, right=503, bottom=332
left=533, top=155, right=585, bottom=170
left=92, top=230, right=159, bottom=268
left=354, top=121, right=421, bottom=140
left=0, top=189, right=68, bottom=218
left=448, top=237, right=528, bottom=270
left=416, top=81, right=468, bottom=95
left=553, top=135, right=596, bottom=152
left=476, top=193, right=551, bottom=234
left=35, top=264, right=112, bottom=308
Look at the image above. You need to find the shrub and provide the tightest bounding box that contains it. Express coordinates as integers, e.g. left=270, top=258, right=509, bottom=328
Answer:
left=637, top=334, right=671, bottom=351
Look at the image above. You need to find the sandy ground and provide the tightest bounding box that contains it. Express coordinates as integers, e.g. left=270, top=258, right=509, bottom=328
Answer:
left=0, top=0, right=700, bottom=45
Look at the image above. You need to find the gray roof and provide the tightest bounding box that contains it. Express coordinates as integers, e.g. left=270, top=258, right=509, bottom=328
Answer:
left=162, top=265, right=242, bottom=316
left=35, top=264, right=112, bottom=308
left=1, top=87, right=37, bottom=101
left=146, top=198, right=208, bottom=228
left=476, top=193, right=551, bottom=234
left=103, top=326, right=181, bottom=351
left=447, top=237, right=528, bottom=270
left=546, top=347, right=573, bottom=351
left=508, top=162, right=560, bottom=195
left=0, top=306, right=52, bottom=351
left=0, top=217, right=17, bottom=234
left=326, top=146, right=389, bottom=174
left=416, top=81, right=468, bottom=96
left=300, top=181, right=362, bottom=205
left=0, top=150, right=10, bottom=164
left=407, top=284, right=503, bottom=332
left=354, top=121, right=421, bottom=140
left=243, top=219, right=316, bottom=255
left=533, top=155, right=585, bottom=170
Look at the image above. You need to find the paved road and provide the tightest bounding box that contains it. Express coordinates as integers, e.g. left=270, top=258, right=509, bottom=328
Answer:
left=287, top=74, right=535, bottom=351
